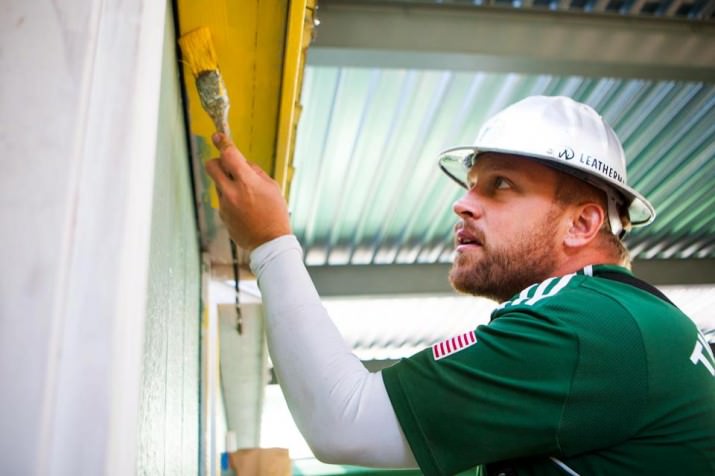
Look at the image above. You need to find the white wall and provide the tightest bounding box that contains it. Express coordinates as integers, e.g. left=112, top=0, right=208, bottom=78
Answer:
left=135, top=7, right=201, bottom=473
left=0, top=0, right=167, bottom=473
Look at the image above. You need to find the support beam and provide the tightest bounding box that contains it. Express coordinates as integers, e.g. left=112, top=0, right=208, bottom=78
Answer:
left=309, top=1, right=715, bottom=82
left=308, top=263, right=455, bottom=297
left=306, top=259, right=715, bottom=297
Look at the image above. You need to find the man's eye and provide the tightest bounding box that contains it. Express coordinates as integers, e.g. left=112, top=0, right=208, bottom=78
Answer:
left=494, top=177, right=511, bottom=189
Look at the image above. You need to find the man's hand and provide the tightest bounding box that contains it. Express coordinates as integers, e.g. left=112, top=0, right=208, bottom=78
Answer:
left=205, top=133, right=291, bottom=251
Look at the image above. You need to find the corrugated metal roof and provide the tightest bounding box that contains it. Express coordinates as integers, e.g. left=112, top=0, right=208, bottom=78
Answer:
left=289, top=66, right=715, bottom=265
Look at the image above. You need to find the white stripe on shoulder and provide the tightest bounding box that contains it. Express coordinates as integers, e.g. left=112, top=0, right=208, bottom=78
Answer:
left=525, top=274, right=575, bottom=306
left=549, top=457, right=580, bottom=476
left=523, top=277, right=557, bottom=305
left=495, top=284, right=535, bottom=311
left=497, top=273, right=578, bottom=310
left=511, top=282, right=539, bottom=306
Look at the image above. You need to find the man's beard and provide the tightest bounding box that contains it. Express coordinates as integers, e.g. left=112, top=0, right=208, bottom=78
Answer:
left=449, top=209, right=561, bottom=302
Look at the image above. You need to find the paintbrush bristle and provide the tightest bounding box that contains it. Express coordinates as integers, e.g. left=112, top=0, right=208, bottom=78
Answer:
left=178, top=26, right=231, bottom=136
left=179, top=27, right=219, bottom=76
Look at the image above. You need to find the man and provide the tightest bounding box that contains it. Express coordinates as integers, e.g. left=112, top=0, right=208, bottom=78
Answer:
left=206, top=96, right=715, bottom=475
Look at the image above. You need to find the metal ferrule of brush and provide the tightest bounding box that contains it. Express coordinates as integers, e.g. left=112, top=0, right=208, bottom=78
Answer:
left=196, top=70, right=231, bottom=136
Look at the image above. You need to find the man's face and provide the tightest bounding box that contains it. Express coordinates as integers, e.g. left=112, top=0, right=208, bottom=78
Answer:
left=449, top=154, right=565, bottom=302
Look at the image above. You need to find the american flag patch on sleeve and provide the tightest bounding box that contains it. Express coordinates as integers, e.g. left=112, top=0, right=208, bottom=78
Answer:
left=432, top=330, right=477, bottom=360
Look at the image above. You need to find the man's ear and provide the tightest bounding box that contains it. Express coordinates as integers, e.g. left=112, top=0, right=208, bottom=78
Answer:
left=563, top=203, right=604, bottom=249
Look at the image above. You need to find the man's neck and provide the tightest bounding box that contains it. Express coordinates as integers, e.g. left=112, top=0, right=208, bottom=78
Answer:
left=551, top=250, right=622, bottom=278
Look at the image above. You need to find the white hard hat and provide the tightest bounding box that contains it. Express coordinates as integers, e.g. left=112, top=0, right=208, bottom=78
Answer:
left=438, top=95, right=655, bottom=236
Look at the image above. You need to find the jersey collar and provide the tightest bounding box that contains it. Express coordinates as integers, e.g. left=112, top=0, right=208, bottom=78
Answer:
left=579, top=263, right=633, bottom=278
left=495, top=263, right=632, bottom=309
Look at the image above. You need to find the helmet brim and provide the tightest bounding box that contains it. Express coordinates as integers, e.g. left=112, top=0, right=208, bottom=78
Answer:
left=437, top=146, right=656, bottom=227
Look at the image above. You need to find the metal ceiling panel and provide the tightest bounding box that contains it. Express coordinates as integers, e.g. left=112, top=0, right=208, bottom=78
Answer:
left=310, top=2, right=715, bottom=81
left=289, top=66, right=715, bottom=266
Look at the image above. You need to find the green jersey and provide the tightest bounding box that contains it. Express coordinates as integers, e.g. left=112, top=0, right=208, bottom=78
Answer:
left=382, top=264, right=715, bottom=475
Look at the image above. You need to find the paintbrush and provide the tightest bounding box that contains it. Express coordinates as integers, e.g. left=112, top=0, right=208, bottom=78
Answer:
left=179, top=27, right=242, bottom=332
left=178, top=26, right=227, bottom=209
left=178, top=27, right=231, bottom=137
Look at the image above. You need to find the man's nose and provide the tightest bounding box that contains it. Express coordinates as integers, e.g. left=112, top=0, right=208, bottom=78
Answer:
left=453, top=191, right=482, bottom=219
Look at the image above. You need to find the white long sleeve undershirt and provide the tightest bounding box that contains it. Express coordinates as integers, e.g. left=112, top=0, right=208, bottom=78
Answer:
left=250, top=235, right=417, bottom=468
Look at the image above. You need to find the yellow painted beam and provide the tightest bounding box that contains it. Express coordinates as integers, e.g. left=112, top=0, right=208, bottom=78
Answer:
left=274, top=0, right=318, bottom=197
left=177, top=0, right=314, bottom=274
left=177, top=0, right=290, bottom=201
